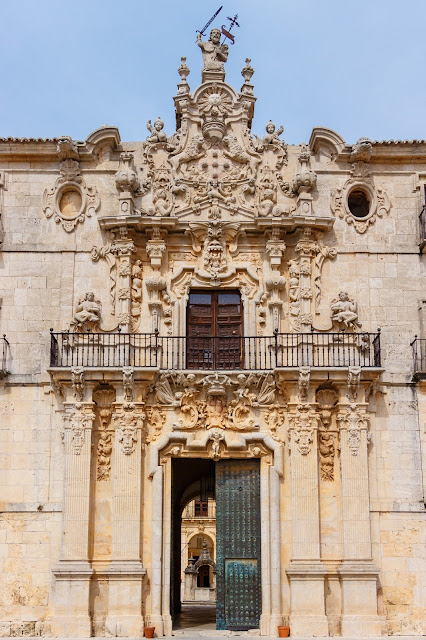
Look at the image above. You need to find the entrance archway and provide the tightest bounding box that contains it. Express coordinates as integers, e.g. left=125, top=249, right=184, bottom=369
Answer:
left=146, top=431, right=283, bottom=636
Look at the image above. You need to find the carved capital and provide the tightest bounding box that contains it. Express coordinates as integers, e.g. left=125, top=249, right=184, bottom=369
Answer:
left=289, top=403, right=320, bottom=455
left=337, top=404, right=370, bottom=456
left=113, top=403, right=146, bottom=455
left=63, top=402, right=95, bottom=455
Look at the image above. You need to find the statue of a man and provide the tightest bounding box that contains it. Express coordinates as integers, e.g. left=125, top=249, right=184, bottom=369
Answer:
left=72, top=292, right=101, bottom=329
left=197, top=28, right=228, bottom=71
left=330, top=291, right=361, bottom=329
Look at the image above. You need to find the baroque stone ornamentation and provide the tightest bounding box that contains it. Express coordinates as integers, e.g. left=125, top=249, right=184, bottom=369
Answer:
left=347, top=366, right=362, bottom=403
left=113, top=403, right=146, bottom=455
left=298, top=367, right=310, bottom=402
left=64, top=403, right=95, bottom=455
left=330, top=156, right=391, bottom=233
left=97, top=431, right=113, bottom=481
left=330, top=291, right=361, bottom=330
left=319, top=431, right=336, bottom=481
left=337, top=404, right=370, bottom=456
left=151, top=371, right=283, bottom=433
left=289, top=403, right=320, bottom=455
left=70, top=292, right=102, bottom=332
left=315, top=384, right=339, bottom=426
left=42, top=159, right=100, bottom=232
left=146, top=405, right=167, bottom=443
left=71, top=367, right=84, bottom=402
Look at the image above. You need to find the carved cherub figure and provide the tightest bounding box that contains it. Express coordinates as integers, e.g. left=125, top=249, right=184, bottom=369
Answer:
left=330, top=291, right=362, bottom=329
left=263, top=121, right=284, bottom=145
left=146, top=117, right=167, bottom=143
left=197, top=28, right=228, bottom=71
left=71, top=292, right=101, bottom=330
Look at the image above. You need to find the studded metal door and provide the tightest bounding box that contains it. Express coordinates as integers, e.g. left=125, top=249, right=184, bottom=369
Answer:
left=216, top=459, right=261, bottom=630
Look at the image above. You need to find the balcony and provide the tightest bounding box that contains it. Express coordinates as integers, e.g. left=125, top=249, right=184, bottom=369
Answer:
left=420, top=205, right=426, bottom=253
left=50, top=330, right=381, bottom=370
left=1, top=335, right=10, bottom=378
left=182, top=503, right=216, bottom=519
left=411, top=336, right=426, bottom=380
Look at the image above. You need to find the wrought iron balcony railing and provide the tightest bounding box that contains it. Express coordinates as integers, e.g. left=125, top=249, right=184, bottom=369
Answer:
left=411, top=336, right=426, bottom=378
left=420, top=205, right=426, bottom=252
left=50, top=330, right=381, bottom=370
left=182, top=504, right=216, bottom=519
left=1, top=335, right=10, bottom=378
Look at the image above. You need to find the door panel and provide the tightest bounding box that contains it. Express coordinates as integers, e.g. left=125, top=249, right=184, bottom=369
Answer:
left=216, top=460, right=261, bottom=630
left=187, top=290, right=243, bottom=369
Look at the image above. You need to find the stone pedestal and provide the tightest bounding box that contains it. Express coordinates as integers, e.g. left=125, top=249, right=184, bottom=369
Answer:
left=287, top=564, right=328, bottom=636
left=51, top=562, right=93, bottom=637
left=105, top=563, right=146, bottom=637
left=339, top=564, right=381, bottom=637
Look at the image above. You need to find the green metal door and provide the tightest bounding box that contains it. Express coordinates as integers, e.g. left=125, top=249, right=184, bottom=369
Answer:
left=216, top=459, right=261, bottom=630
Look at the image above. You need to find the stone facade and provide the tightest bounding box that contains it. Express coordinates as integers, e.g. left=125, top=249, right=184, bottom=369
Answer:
left=0, top=30, right=425, bottom=638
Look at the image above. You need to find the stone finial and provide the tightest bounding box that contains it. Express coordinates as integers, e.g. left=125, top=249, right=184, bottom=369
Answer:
left=177, top=56, right=191, bottom=94
left=115, top=152, right=139, bottom=194
left=292, top=143, right=317, bottom=194
left=178, top=56, right=190, bottom=82
left=241, top=57, right=254, bottom=83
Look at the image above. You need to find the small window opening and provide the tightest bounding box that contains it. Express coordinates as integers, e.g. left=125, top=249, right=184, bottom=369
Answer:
left=348, top=189, right=370, bottom=218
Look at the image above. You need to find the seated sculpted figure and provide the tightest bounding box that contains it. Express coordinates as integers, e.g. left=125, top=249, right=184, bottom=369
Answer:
left=263, top=121, right=284, bottom=145
left=330, top=291, right=361, bottom=329
left=71, top=292, right=101, bottom=330
left=197, top=28, right=228, bottom=71
left=146, top=117, right=167, bottom=144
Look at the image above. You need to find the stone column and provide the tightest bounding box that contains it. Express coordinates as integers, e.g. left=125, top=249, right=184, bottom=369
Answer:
left=105, top=400, right=146, bottom=637
left=53, top=398, right=95, bottom=637
left=269, top=465, right=283, bottom=631
left=146, top=465, right=164, bottom=635
left=286, top=402, right=328, bottom=636
left=259, top=458, right=271, bottom=635
left=337, top=403, right=381, bottom=636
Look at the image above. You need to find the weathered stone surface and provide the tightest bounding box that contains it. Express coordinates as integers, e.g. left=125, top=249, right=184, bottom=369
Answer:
left=0, top=28, right=425, bottom=639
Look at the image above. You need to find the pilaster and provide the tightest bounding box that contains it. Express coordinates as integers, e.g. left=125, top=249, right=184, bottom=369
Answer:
left=287, top=400, right=328, bottom=636
left=337, top=401, right=381, bottom=636
left=105, top=398, right=146, bottom=637
left=52, top=397, right=95, bottom=637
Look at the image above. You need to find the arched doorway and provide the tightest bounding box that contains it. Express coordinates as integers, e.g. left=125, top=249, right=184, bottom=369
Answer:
left=170, top=457, right=262, bottom=632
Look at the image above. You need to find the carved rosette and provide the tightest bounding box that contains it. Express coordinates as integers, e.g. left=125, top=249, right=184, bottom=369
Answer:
left=42, top=159, right=100, bottom=232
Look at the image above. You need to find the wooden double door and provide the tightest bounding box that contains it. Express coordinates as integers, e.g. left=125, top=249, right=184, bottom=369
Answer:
left=186, top=290, right=243, bottom=369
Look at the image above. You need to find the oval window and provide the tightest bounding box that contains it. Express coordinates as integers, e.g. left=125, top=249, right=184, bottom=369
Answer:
left=348, top=189, right=370, bottom=218
left=59, top=189, right=82, bottom=219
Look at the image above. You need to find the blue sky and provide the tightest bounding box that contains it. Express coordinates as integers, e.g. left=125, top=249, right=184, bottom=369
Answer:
left=1, top=0, right=425, bottom=145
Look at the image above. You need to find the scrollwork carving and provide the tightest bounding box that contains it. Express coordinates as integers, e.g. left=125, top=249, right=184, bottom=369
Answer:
left=42, top=159, right=100, bottom=232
